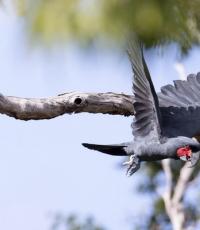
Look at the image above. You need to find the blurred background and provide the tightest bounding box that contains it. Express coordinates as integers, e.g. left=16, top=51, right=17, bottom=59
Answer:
left=1, top=0, right=200, bottom=229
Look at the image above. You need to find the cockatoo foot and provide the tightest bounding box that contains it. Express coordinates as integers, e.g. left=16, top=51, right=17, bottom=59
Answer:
left=123, top=155, right=140, bottom=176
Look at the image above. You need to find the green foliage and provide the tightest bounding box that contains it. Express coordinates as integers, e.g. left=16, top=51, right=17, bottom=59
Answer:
left=51, top=214, right=106, bottom=230
left=14, top=0, right=200, bottom=52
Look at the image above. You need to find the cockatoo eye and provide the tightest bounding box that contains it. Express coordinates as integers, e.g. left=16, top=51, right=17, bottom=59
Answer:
left=177, top=146, right=192, bottom=161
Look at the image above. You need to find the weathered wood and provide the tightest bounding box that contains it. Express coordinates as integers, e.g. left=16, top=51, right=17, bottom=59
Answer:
left=161, top=159, right=194, bottom=230
left=0, top=92, right=134, bottom=120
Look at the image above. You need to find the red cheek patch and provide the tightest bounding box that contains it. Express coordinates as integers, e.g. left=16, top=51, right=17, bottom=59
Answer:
left=177, top=146, right=192, bottom=159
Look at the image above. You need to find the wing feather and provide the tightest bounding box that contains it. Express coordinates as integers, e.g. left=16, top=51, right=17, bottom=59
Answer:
left=158, top=73, right=200, bottom=138
left=158, top=73, right=200, bottom=108
left=127, top=41, right=162, bottom=140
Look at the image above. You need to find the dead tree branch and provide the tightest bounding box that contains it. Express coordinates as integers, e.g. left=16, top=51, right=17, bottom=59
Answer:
left=161, top=160, right=195, bottom=230
left=0, top=92, right=134, bottom=120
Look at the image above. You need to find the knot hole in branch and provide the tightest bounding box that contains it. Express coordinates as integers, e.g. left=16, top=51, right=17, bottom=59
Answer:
left=74, top=97, right=82, bottom=105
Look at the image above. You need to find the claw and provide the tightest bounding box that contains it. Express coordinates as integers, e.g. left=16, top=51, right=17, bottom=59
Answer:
left=123, top=155, right=140, bottom=176
left=122, top=155, right=135, bottom=166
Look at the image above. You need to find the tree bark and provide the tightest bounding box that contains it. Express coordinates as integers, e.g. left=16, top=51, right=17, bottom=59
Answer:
left=161, top=160, right=195, bottom=230
left=0, top=92, right=134, bottom=120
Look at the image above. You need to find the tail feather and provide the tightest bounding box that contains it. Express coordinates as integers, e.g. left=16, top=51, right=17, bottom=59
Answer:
left=82, top=143, right=128, bottom=156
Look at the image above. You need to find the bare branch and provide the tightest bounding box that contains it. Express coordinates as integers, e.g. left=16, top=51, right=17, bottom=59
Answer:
left=162, top=159, right=173, bottom=197
left=172, top=164, right=194, bottom=204
left=161, top=160, right=175, bottom=226
left=0, top=92, right=134, bottom=120
left=161, top=160, right=195, bottom=230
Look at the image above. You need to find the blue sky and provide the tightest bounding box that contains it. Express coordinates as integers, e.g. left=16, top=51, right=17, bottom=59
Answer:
left=0, top=5, right=200, bottom=230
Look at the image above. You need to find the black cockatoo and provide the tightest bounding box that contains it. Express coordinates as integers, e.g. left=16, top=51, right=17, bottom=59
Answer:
left=82, top=42, right=200, bottom=176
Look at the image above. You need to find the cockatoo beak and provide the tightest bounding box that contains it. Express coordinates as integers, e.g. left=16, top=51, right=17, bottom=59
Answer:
left=188, top=151, right=200, bottom=168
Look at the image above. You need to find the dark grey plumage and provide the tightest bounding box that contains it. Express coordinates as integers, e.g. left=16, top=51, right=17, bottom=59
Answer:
left=127, top=42, right=162, bottom=140
left=159, top=73, right=200, bottom=138
left=82, top=41, right=200, bottom=176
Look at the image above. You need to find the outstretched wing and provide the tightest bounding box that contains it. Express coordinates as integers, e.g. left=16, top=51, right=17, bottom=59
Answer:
left=158, top=73, right=200, bottom=138
left=127, top=42, right=162, bottom=140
